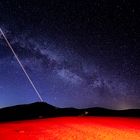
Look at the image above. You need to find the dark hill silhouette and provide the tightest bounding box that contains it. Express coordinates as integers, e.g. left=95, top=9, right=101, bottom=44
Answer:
left=0, top=102, right=140, bottom=122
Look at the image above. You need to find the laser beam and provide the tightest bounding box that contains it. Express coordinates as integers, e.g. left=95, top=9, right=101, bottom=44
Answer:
left=0, top=28, right=44, bottom=102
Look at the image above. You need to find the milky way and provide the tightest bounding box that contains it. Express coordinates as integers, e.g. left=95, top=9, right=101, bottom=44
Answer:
left=0, top=1, right=139, bottom=109
left=0, top=29, right=139, bottom=109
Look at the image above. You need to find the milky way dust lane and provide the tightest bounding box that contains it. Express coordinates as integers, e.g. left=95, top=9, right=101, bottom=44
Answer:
left=0, top=28, right=43, bottom=102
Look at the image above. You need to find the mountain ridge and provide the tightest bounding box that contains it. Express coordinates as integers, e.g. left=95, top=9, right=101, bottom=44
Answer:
left=0, top=102, right=139, bottom=122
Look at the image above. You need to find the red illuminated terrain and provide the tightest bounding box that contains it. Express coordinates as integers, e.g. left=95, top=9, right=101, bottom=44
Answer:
left=0, top=117, right=140, bottom=140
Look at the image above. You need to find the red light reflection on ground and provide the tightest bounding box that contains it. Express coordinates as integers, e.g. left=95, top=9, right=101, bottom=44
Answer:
left=0, top=117, right=140, bottom=140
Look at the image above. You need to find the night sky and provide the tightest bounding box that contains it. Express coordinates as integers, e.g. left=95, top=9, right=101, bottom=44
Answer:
left=0, top=0, right=140, bottom=109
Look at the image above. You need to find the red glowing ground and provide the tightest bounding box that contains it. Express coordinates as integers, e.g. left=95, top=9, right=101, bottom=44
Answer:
left=0, top=117, right=140, bottom=140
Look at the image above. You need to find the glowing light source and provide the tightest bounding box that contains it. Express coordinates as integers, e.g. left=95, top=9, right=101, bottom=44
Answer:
left=0, top=28, right=43, bottom=102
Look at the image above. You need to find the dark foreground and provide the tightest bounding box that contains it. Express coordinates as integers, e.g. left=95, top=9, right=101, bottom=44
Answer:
left=0, top=102, right=140, bottom=122
left=0, top=117, right=140, bottom=140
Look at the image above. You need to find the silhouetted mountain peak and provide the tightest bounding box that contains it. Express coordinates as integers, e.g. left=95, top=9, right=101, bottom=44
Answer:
left=0, top=102, right=140, bottom=122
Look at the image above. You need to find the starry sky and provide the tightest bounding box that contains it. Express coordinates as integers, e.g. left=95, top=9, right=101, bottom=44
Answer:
left=0, top=0, right=140, bottom=109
